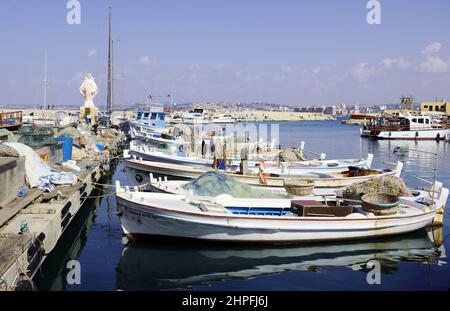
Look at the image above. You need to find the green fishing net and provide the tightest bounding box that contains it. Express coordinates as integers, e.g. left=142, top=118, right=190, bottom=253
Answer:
left=182, top=171, right=283, bottom=198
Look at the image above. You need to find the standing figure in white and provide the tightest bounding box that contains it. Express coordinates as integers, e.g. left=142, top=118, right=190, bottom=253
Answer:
left=79, top=73, right=98, bottom=108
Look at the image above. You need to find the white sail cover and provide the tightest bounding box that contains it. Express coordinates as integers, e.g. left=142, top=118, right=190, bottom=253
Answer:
left=4, top=142, right=52, bottom=187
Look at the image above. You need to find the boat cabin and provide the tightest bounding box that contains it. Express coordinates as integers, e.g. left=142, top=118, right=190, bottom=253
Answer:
left=366, top=115, right=439, bottom=132
left=0, top=111, right=23, bottom=131
left=134, top=104, right=166, bottom=128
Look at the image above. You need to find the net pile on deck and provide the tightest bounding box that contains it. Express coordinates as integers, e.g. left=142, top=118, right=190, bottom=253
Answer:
left=182, top=171, right=284, bottom=198
left=343, top=175, right=412, bottom=200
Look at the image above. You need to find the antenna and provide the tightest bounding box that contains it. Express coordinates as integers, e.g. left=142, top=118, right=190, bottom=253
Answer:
left=106, top=5, right=113, bottom=124
left=43, top=52, right=48, bottom=109
left=393, top=146, right=438, bottom=202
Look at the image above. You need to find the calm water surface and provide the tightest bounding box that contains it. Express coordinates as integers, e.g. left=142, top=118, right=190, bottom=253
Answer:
left=35, top=120, right=450, bottom=290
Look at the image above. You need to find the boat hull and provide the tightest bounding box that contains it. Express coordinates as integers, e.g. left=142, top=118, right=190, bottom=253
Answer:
left=128, top=148, right=372, bottom=174
left=117, top=196, right=437, bottom=243
left=363, top=128, right=450, bottom=140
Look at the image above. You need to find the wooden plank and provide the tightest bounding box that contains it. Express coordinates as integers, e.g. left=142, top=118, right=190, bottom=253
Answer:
left=0, top=189, right=44, bottom=228
left=0, top=234, right=32, bottom=277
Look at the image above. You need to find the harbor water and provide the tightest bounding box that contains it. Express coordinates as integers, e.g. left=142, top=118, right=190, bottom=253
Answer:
left=35, top=120, right=450, bottom=290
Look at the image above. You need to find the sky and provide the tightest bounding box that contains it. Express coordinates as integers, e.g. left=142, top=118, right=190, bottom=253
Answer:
left=0, top=0, right=450, bottom=108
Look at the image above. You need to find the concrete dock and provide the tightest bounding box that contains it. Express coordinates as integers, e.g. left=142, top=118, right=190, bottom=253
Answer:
left=0, top=121, right=126, bottom=291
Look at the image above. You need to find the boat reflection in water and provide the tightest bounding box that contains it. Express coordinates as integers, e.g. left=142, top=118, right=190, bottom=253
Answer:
left=116, top=228, right=445, bottom=291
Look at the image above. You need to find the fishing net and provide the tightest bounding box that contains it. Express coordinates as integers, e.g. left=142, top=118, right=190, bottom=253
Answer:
left=0, top=143, right=20, bottom=157
left=18, top=135, right=57, bottom=147
left=279, top=149, right=307, bottom=162
left=343, top=175, right=412, bottom=200
left=182, top=171, right=282, bottom=198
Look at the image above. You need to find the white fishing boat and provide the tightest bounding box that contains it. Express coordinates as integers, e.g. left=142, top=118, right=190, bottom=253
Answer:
left=131, top=126, right=185, bottom=148
left=129, top=95, right=173, bottom=136
left=211, top=114, right=236, bottom=124
left=124, top=158, right=401, bottom=190
left=145, top=163, right=403, bottom=195
left=127, top=142, right=373, bottom=174
left=182, top=108, right=209, bottom=125
left=115, top=179, right=448, bottom=243
left=128, top=139, right=277, bottom=166
left=361, top=113, right=450, bottom=140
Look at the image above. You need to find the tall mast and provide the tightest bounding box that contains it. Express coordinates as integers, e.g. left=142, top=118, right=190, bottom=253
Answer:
left=43, top=52, right=48, bottom=109
left=106, top=6, right=113, bottom=119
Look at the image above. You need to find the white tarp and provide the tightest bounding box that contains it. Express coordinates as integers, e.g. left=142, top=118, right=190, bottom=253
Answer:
left=4, top=142, right=51, bottom=187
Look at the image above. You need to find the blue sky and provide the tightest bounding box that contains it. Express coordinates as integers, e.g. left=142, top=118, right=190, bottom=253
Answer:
left=0, top=0, right=449, bottom=108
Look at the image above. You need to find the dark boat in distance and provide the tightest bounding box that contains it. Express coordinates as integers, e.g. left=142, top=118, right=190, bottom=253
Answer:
left=0, top=111, right=23, bottom=131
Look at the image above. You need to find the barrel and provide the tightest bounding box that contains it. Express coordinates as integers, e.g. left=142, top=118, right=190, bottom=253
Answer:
left=57, top=136, right=73, bottom=161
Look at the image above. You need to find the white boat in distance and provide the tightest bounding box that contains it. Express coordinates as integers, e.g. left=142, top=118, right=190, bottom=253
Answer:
left=211, top=114, right=236, bottom=124
left=361, top=114, right=450, bottom=140
left=115, top=180, right=448, bottom=243
left=182, top=108, right=209, bottom=125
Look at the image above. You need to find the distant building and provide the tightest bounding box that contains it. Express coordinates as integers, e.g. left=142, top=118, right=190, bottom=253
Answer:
left=420, top=101, right=450, bottom=116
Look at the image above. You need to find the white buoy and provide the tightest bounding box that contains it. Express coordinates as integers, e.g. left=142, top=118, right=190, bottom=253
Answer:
left=300, top=141, right=305, bottom=151
left=149, top=173, right=154, bottom=184
left=115, top=180, right=122, bottom=192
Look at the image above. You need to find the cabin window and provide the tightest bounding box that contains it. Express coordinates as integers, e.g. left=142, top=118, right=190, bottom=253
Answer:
left=137, top=112, right=142, bottom=119
left=412, top=118, right=417, bottom=123
left=429, top=106, right=433, bottom=111
left=143, top=113, right=150, bottom=119
left=150, top=113, right=157, bottom=120
left=426, top=119, right=430, bottom=124
left=418, top=118, right=424, bottom=124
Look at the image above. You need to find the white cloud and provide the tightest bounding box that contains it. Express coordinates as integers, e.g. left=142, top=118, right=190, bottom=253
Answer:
left=138, top=56, right=158, bottom=66
left=416, top=56, right=448, bottom=73
left=352, top=63, right=380, bottom=80
left=88, top=49, right=97, bottom=57
left=422, top=42, right=442, bottom=55
left=382, top=57, right=410, bottom=69
left=416, top=42, right=448, bottom=73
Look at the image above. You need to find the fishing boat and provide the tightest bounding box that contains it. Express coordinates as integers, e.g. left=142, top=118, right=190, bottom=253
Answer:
left=129, top=104, right=168, bottom=136
left=145, top=162, right=403, bottom=195
left=131, top=126, right=185, bottom=148
left=127, top=142, right=373, bottom=174
left=211, top=114, right=236, bottom=124
left=115, top=179, right=448, bottom=243
left=124, top=158, right=401, bottom=190
left=128, top=138, right=277, bottom=166
left=361, top=113, right=450, bottom=140
left=0, top=111, right=23, bottom=131
left=182, top=108, right=209, bottom=125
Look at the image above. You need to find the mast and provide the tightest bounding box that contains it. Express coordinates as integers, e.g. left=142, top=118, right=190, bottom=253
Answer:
left=43, top=52, right=48, bottom=109
left=106, top=6, right=113, bottom=121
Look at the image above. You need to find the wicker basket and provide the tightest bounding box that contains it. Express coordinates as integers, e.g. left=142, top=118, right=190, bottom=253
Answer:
left=361, top=193, right=400, bottom=215
left=283, top=179, right=315, bottom=196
